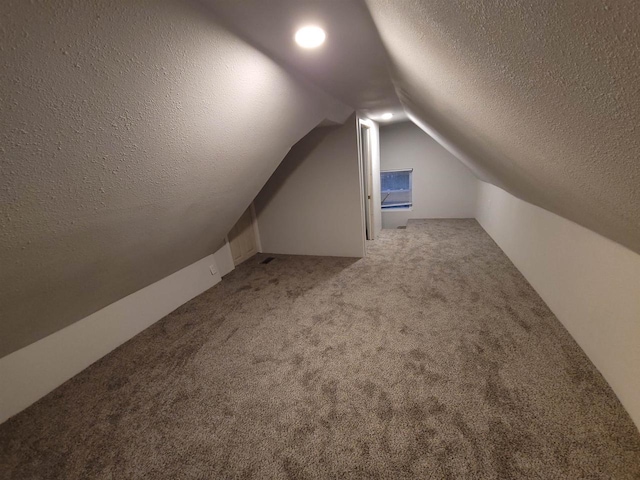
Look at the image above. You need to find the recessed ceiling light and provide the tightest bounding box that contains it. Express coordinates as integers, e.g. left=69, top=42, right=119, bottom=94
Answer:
left=381, top=112, right=393, bottom=120
left=295, top=26, right=326, bottom=49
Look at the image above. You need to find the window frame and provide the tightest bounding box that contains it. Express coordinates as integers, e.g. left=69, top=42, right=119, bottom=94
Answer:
left=380, top=168, right=413, bottom=211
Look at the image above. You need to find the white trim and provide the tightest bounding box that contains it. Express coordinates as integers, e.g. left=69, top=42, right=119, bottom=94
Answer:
left=250, top=202, right=263, bottom=253
left=357, top=114, right=376, bottom=242
left=0, top=247, right=232, bottom=424
left=381, top=206, right=413, bottom=211
left=355, top=115, right=368, bottom=253
left=213, top=240, right=235, bottom=277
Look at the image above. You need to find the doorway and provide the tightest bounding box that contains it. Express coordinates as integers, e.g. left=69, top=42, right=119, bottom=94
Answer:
left=359, top=121, right=375, bottom=240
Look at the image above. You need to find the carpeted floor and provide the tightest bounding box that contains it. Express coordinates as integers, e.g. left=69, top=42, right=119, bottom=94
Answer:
left=1, top=219, right=639, bottom=479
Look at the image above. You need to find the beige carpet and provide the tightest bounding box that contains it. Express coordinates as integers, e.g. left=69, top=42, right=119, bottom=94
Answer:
left=1, top=219, right=639, bottom=479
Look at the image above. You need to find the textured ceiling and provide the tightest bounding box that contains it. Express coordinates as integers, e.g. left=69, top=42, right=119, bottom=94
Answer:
left=203, top=0, right=407, bottom=121
left=208, top=0, right=640, bottom=253
left=364, top=0, right=640, bottom=254
left=0, top=0, right=351, bottom=357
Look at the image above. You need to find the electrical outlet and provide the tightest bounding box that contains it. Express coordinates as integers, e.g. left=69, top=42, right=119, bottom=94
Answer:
left=209, top=265, right=217, bottom=276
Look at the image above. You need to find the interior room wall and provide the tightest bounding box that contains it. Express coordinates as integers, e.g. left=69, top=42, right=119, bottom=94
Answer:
left=255, top=115, right=365, bottom=258
left=476, top=181, right=640, bottom=429
left=379, top=121, right=478, bottom=229
left=0, top=0, right=351, bottom=358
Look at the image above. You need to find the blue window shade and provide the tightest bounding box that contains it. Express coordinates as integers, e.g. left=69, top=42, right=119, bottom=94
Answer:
left=381, top=169, right=412, bottom=209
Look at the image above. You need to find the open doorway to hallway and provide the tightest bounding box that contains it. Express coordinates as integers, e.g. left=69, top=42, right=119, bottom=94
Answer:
left=357, top=116, right=381, bottom=244
left=359, top=122, right=373, bottom=240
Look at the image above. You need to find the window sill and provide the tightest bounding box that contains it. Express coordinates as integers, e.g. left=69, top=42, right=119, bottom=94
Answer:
left=381, top=207, right=413, bottom=212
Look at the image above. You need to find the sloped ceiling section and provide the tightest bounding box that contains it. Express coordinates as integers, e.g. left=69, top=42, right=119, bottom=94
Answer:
left=365, top=0, right=640, bottom=254
left=0, top=0, right=351, bottom=357
left=204, top=0, right=406, bottom=120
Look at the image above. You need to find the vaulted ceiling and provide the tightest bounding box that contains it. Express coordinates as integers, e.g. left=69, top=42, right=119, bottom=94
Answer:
left=365, top=0, right=640, bottom=254
left=209, top=0, right=640, bottom=254
left=1, top=0, right=639, bottom=356
left=203, top=0, right=406, bottom=120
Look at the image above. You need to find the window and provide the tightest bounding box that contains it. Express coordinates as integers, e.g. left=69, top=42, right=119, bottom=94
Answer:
left=381, top=169, right=412, bottom=209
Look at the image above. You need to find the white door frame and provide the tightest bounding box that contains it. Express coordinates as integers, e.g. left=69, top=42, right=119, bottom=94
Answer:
left=357, top=117, right=376, bottom=242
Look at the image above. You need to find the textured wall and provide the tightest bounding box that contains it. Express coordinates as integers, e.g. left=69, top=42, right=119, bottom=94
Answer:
left=255, top=118, right=365, bottom=258
left=380, top=122, right=478, bottom=228
left=0, top=0, right=350, bottom=357
left=366, top=0, right=640, bottom=254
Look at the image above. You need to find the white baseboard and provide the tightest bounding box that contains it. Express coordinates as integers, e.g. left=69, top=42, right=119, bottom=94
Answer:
left=0, top=244, right=235, bottom=424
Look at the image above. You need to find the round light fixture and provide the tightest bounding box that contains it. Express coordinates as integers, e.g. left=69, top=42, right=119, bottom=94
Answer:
left=295, top=26, right=326, bottom=49
left=381, top=112, right=394, bottom=120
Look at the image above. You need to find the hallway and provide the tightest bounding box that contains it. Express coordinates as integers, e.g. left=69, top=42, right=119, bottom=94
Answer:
left=1, top=220, right=638, bottom=479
